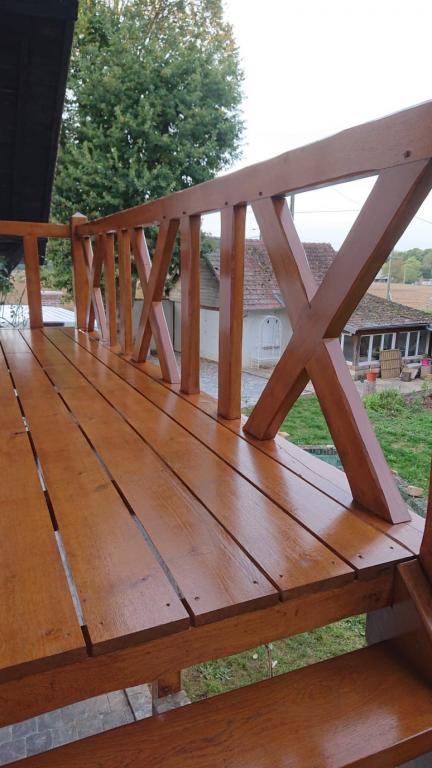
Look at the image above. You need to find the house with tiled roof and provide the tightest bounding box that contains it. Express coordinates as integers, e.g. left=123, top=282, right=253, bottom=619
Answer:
left=168, top=240, right=432, bottom=375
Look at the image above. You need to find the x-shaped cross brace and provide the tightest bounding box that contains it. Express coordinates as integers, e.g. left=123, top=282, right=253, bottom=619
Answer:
left=83, top=234, right=108, bottom=341
left=132, top=221, right=180, bottom=383
left=245, top=159, right=432, bottom=523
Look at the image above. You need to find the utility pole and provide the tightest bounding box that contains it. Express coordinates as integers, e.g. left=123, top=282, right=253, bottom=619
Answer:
left=386, top=250, right=393, bottom=301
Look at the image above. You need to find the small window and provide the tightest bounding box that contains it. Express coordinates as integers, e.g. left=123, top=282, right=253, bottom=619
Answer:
left=359, top=335, right=371, bottom=363
left=343, top=334, right=354, bottom=362
left=408, top=331, right=418, bottom=357
left=382, top=333, right=393, bottom=350
left=396, top=332, right=408, bottom=357
left=371, top=335, right=382, bottom=361
left=418, top=330, right=429, bottom=356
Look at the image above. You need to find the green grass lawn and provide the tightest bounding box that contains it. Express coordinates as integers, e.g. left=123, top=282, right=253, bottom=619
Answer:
left=280, top=389, right=432, bottom=491
left=184, top=388, right=430, bottom=702
left=184, top=615, right=366, bottom=700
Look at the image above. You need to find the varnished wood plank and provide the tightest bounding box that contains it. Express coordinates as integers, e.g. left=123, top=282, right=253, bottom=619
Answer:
left=56, top=331, right=413, bottom=576
left=0, top=571, right=392, bottom=725
left=0, top=220, right=70, bottom=238
left=0, top=346, right=85, bottom=681
left=130, top=227, right=179, bottom=383
left=179, top=214, right=201, bottom=393
left=420, top=466, right=432, bottom=582
left=77, top=101, right=432, bottom=235
left=22, top=330, right=279, bottom=625
left=44, top=329, right=354, bottom=597
left=63, top=328, right=424, bottom=558
left=14, top=642, right=432, bottom=768
left=117, top=229, right=133, bottom=354
left=23, top=235, right=43, bottom=329
left=103, top=232, right=117, bottom=347
left=0, top=332, right=188, bottom=655
left=133, top=219, right=179, bottom=362
left=70, top=213, right=89, bottom=330
left=218, top=205, right=246, bottom=419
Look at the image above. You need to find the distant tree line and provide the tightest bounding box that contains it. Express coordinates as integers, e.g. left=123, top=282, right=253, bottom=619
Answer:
left=381, top=248, right=432, bottom=284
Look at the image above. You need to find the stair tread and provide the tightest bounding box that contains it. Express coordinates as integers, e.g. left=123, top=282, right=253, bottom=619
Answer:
left=12, top=641, right=432, bottom=768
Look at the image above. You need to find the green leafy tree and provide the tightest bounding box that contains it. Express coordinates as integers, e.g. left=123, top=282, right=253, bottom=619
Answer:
left=48, top=0, right=244, bottom=293
left=403, top=256, right=422, bottom=283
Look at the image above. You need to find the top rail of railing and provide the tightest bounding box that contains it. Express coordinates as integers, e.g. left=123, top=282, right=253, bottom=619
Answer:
left=76, top=101, right=432, bottom=236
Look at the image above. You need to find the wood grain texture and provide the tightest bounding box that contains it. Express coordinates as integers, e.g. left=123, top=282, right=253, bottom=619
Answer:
left=420, top=466, right=432, bottom=582
left=23, top=235, right=43, bottom=329
left=43, top=329, right=354, bottom=597
left=245, top=162, right=432, bottom=522
left=1, top=332, right=188, bottom=655
left=14, top=642, right=432, bottom=768
left=23, top=330, right=278, bottom=625
left=57, top=330, right=413, bottom=577
left=130, top=227, right=179, bottom=383
left=179, top=215, right=201, bottom=393
left=103, top=232, right=117, bottom=347
left=117, top=229, right=133, bottom=354
left=133, top=219, right=179, bottom=362
left=0, top=346, right=85, bottom=682
left=0, top=572, right=392, bottom=725
left=77, top=101, right=432, bottom=235
left=218, top=205, right=246, bottom=419
left=0, top=220, right=70, bottom=237
left=70, top=213, right=89, bottom=330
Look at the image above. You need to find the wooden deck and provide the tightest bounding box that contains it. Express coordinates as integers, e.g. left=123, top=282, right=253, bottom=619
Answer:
left=0, top=326, right=425, bottom=722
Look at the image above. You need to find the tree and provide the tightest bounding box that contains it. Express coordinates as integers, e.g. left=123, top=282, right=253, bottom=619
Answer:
left=48, top=0, right=244, bottom=292
left=403, top=256, right=422, bottom=283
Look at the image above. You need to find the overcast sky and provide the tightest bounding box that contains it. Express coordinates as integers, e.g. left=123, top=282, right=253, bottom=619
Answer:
left=204, top=0, right=432, bottom=249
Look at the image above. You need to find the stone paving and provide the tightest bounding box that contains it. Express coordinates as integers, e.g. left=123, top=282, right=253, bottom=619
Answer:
left=0, top=685, right=190, bottom=765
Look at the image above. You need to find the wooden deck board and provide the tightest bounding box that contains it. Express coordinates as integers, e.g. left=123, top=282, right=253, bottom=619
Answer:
left=0, top=332, right=189, bottom=656
left=14, top=642, right=432, bottom=768
left=56, top=329, right=415, bottom=575
left=21, top=330, right=279, bottom=625
left=39, top=329, right=354, bottom=598
left=0, top=346, right=85, bottom=681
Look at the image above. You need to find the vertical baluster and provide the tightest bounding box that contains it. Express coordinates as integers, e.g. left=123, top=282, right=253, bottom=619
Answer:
left=180, top=215, right=201, bottom=394
left=23, top=235, right=43, bottom=329
left=420, top=467, right=432, bottom=582
left=70, top=212, right=88, bottom=330
left=85, top=235, right=108, bottom=340
left=104, top=232, right=117, bottom=347
left=218, top=205, right=246, bottom=418
left=118, top=229, right=133, bottom=354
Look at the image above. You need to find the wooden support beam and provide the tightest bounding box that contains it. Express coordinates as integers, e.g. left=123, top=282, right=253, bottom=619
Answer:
left=103, top=232, right=117, bottom=347
left=420, top=466, right=432, bottom=583
left=153, top=670, right=182, bottom=699
left=70, top=213, right=88, bottom=330
left=245, top=160, right=432, bottom=523
left=117, top=229, right=133, bottom=354
left=85, top=236, right=108, bottom=340
left=179, top=215, right=201, bottom=394
left=23, top=235, right=43, bottom=329
left=133, top=219, right=179, bottom=363
left=130, top=228, right=180, bottom=383
left=218, top=205, right=246, bottom=419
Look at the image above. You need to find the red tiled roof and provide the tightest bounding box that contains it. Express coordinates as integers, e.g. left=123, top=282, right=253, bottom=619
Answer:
left=205, top=240, right=432, bottom=330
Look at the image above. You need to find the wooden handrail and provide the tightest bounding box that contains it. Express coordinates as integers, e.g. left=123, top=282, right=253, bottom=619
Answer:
left=0, top=220, right=71, bottom=330
left=0, top=220, right=70, bottom=238
left=77, top=101, right=432, bottom=236
left=74, top=102, right=432, bottom=525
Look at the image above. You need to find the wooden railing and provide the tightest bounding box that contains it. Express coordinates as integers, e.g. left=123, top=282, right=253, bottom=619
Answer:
left=0, top=221, right=70, bottom=329
left=5, top=102, right=432, bottom=527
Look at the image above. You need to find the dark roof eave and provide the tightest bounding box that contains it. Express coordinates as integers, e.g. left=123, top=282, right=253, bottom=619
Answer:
left=0, top=1, right=78, bottom=20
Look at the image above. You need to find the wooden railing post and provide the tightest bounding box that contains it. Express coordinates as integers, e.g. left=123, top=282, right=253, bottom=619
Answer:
left=218, top=205, right=246, bottom=419
left=180, top=215, right=201, bottom=394
left=420, top=466, right=432, bottom=582
left=117, top=229, right=133, bottom=355
left=23, top=235, right=43, bottom=329
left=70, top=212, right=89, bottom=330
left=104, top=233, right=117, bottom=347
